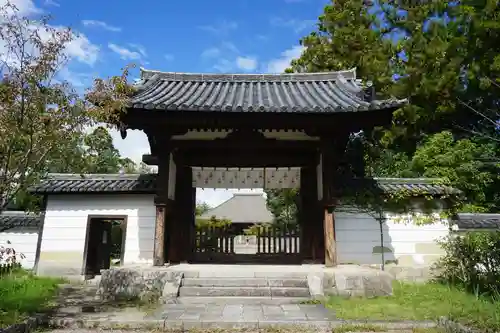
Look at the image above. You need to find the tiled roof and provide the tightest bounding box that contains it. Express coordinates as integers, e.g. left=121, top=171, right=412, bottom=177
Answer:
left=455, top=213, right=500, bottom=230
left=129, top=68, right=407, bottom=113
left=29, top=174, right=459, bottom=197
left=200, top=193, right=273, bottom=223
left=370, top=178, right=460, bottom=195
left=341, top=178, right=461, bottom=196
left=29, top=173, right=157, bottom=194
left=0, top=211, right=40, bottom=230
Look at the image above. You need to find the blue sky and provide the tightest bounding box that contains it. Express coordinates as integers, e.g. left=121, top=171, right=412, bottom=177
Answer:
left=11, top=0, right=327, bottom=206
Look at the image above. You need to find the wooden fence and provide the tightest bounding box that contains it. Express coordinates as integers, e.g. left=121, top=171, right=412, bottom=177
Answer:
left=194, top=223, right=301, bottom=256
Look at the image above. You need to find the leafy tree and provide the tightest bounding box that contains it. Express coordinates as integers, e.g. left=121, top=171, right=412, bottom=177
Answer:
left=291, top=0, right=500, bottom=147
left=81, top=126, right=136, bottom=173
left=195, top=202, right=211, bottom=216
left=0, top=3, right=92, bottom=213
left=265, top=188, right=299, bottom=225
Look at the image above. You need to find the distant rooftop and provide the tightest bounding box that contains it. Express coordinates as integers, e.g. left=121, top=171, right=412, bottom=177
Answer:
left=0, top=211, right=40, bottom=230
left=200, top=193, right=273, bottom=224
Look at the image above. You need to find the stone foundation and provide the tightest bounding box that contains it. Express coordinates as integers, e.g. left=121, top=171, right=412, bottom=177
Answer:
left=362, top=264, right=438, bottom=282
left=97, top=264, right=399, bottom=302
left=319, top=265, right=394, bottom=298
left=97, top=266, right=183, bottom=303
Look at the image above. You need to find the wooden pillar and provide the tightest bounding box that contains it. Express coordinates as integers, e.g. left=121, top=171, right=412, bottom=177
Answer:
left=154, top=154, right=170, bottom=266
left=320, top=137, right=347, bottom=267
left=190, top=186, right=196, bottom=260
left=300, top=167, right=317, bottom=261
left=173, top=165, right=193, bottom=262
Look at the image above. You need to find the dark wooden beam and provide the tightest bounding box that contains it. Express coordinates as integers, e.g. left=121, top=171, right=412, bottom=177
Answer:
left=180, top=150, right=318, bottom=168
left=143, top=154, right=158, bottom=165
left=122, top=107, right=395, bottom=134
left=171, top=139, right=319, bottom=150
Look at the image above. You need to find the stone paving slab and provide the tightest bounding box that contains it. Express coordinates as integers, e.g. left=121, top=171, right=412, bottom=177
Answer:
left=148, top=303, right=335, bottom=323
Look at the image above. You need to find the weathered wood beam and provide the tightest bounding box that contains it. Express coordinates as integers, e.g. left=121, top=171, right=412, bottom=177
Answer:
left=153, top=153, right=170, bottom=266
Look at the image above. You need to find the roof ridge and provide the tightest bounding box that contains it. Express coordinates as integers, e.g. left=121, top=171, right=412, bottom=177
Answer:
left=139, top=67, right=358, bottom=82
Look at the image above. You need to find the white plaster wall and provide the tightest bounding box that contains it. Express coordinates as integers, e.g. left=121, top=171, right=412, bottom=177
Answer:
left=37, top=194, right=155, bottom=276
left=335, top=210, right=450, bottom=266
left=0, top=227, right=38, bottom=269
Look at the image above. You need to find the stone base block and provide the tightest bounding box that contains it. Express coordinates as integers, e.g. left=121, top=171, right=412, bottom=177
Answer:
left=323, top=265, right=394, bottom=298
left=97, top=267, right=183, bottom=302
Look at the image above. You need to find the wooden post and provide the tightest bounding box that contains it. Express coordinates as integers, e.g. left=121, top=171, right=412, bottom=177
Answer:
left=323, top=205, right=336, bottom=267
left=320, top=136, right=347, bottom=268
left=153, top=153, right=170, bottom=266
left=153, top=204, right=166, bottom=266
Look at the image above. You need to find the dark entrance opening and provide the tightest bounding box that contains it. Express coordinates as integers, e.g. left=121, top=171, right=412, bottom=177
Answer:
left=83, top=215, right=127, bottom=277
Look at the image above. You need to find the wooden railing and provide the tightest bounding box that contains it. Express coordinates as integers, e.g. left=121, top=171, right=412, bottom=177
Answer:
left=194, top=223, right=301, bottom=256
left=194, top=226, right=235, bottom=254
left=256, top=223, right=300, bottom=254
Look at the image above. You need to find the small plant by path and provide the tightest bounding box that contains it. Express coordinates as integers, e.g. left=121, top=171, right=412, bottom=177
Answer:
left=325, top=281, right=500, bottom=332
left=0, top=270, right=66, bottom=327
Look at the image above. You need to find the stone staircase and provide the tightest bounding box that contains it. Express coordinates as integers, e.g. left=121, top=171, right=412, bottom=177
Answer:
left=177, top=273, right=311, bottom=305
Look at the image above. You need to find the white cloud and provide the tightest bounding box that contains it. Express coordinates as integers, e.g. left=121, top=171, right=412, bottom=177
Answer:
left=213, top=58, right=234, bottom=73
left=236, top=56, right=257, bottom=71
left=199, top=20, right=238, bottom=36
left=266, top=45, right=304, bottom=73
left=128, top=43, right=147, bottom=57
left=0, top=0, right=41, bottom=16
left=82, top=19, right=121, bottom=32
left=58, top=67, right=93, bottom=88
left=201, top=43, right=255, bottom=73
left=164, top=54, right=174, bottom=61
left=44, top=0, right=59, bottom=7
left=201, top=47, right=221, bottom=58
left=270, top=17, right=316, bottom=33
left=108, top=43, right=142, bottom=60
left=65, top=31, right=100, bottom=65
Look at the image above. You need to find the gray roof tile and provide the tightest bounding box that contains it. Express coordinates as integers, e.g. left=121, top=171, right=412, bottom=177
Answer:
left=341, top=178, right=460, bottom=196
left=130, top=68, right=407, bottom=113
left=29, top=174, right=459, bottom=197
left=29, top=173, right=156, bottom=194
left=0, top=211, right=40, bottom=230
left=455, top=213, right=500, bottom=230
left=200, top=193, right=273, bottom=223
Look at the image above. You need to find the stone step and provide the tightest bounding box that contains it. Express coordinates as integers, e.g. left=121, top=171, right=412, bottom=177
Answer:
left=181, top=277, right=308, bottom=288
left=182, top=270, right=308, bottom=279
left=178, top=286, right=310, bottom=297
left=177, top=296, right=311, bottom=305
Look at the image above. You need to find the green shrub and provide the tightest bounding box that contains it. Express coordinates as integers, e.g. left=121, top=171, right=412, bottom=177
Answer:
left=435, top=231, right=500, bottom=297
left=195, top=215, right=231, bottom=230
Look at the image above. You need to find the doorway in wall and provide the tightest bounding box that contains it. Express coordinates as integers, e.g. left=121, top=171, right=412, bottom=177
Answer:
left=83, top=215, right=127, bottom=277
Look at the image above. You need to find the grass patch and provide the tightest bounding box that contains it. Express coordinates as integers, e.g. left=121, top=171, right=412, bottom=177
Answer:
left=0, top=270, right=66, bottom=327
left=325, top=281, right=500, bottom=332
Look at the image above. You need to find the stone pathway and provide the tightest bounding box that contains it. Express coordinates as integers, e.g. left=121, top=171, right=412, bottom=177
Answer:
left=47, top=280, right=437, bottom=332
left=147, top=302, right=335, bottom=328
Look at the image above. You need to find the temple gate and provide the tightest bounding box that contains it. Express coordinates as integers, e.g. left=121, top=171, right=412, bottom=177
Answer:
left=118, top=69, right=405, bottom=267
